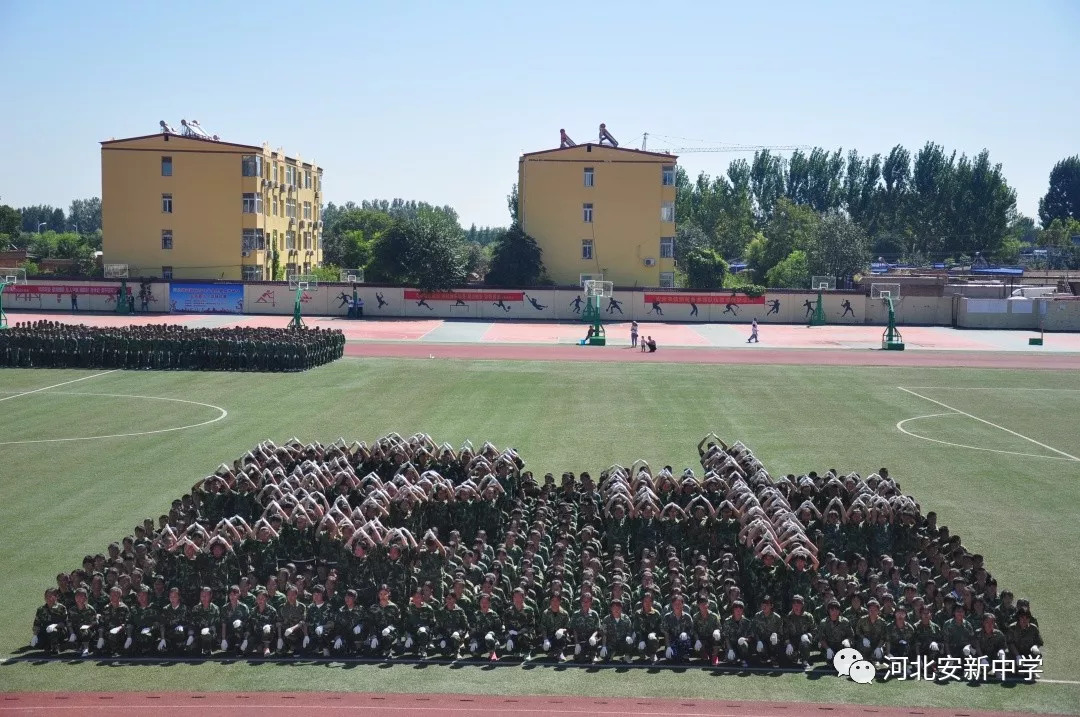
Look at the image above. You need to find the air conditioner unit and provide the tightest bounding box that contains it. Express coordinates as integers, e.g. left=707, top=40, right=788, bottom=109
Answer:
left=643, top=257, right=656, bottom=267
left=241, top=250, right=250, bottom=257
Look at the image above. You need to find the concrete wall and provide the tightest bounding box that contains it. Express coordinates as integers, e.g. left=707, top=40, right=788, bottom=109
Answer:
left=5, top=280, right=170, bottom=313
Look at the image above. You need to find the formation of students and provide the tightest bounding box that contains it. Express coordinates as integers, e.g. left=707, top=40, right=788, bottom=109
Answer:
left=1, top=321, right=344, bottom=371
left=31, top=433, right=1042, bottom=671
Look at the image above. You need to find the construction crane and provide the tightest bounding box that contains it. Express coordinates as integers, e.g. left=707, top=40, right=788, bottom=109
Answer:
left=641, top=132, right=810, bottom=153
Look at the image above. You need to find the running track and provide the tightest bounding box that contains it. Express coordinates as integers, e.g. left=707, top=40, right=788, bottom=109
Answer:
left=0, top=692, right=1045, bottom=717
left=344, top=342, right=1080, bottom=370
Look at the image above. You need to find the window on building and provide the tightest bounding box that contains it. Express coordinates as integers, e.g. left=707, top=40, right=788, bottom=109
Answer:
left=303, top=262, right=311, bottom=273
left=286, top=199, right=297, bottom=218
left=242, top=192, right=262, bottom=214
left=285, top=165, right=296, bottom=187
left=303, top=201, right=312, bottom=220
left=582, top=239, right=593, bottom=260
left=662, top=165, right=675, bottom=186
left=660, top=236, right=674, bottom=258
left=242, top=228, right=265, bottom=252
left=162, top=266, right=173, bottom=280
left=659, top=271, right=675, bottom=288
left=162, top=194, right=172, bottom=213
left=286, top=231, right=296, bottom=250
left=272, top=230, right=278, bottom=250
left=241, top=155, right=263, bottom=177
left=161, top=156, right=172, bottom=176
left=304, top=170, right=312, bottom=189
left=263, top=193, right=269, bottom=215
left=583, top=203, right=593, bottom=223
left=161, top=230, right=173, bottom=250
left=272, top=199, right=278, bottom=216
left=304, top=232, right=312, bottom=250
left=584, top=167, right=594, bottom=187
left=660, top=201, right=675, bottom=223
left=242, top=265, right=262, bottom=280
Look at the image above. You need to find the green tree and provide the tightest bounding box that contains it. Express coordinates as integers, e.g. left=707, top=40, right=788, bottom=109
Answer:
left=1038, top=217, right=1080, bottom=249
left=765, top=250, right=810, bottom=288
left=464, top=242, right=490, bottom=279
left=68, top=197, right=102, bottom=234
left=1038, top=156, right=1080, bottom=227
left=807, top=212, right=870, bottom=279
left=485, top=224, right=546, bottom=286
left=507, top=183, right=520, bottom=225
left=681, top=246, right=728, bottom=289
left=744, top=233, right=770, bottom=284
left=0, top=202, right=20, bottom=237
left=368, top=210, right=466, bottom=291
left=760, top=198, right=821, bottom=275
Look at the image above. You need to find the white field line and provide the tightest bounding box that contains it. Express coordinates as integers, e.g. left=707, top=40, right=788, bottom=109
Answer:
left=897, top=387, right=1080, bottom=462
left=896, top=413, right=1079, bottom=462
left=0, top=392, right=227, bottom=445
left=0, top=370, right=118, bottom=403
left=901, top=386, right=1080, bottom=392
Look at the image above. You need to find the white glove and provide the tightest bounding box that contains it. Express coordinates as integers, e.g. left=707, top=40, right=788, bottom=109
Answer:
left=157, top=639, right=167, bottom=651
left=200, top=628, right=210, bottom=636
left=506, top=638, right=514, bottom=651
left=713, top=629, right=722, bottom=642
left=756, top=640, right=764, bottom=653
left=841, top=639, right=851, bottom=649
left=276, top=638, right=283, bottom=651
left=555, top=628, right=566, bottom=639
left=232, top=619, right=242, bottom=629
left=826, top=648, right=835, bottom=661
left=862, top=637, right=871, bottom=648
left=694, top=639, right=703, bottom=652
left=509, top=630, right=518, bottom=637
left=997, top=649, right=1006, bottom=659
left=625, top=635, right=634, bottom=645
left=97, top=637, right=105, bottom=650
left=962, top=645, right=973, bottom=657
left=599, top=646, right=608, bottom=659
left=262, top=624, right=272, bottom=636
left=124, top=636, right=133, bottom=650
left=285, top=627, right=294, bottom=637
left=140, top=627, right=152, bottom=637
left=543, top=638, right=551, bottom=652
left=726, top=649, right=736, bottom=662
left=873, top=647, right=883, bottom=660
left=469, top=639, right=478, bottom=653
left=439, top=639, right=447, bottom=650
left=929, top=641, right=939, bottom=652
left=46, top=624, right=58, bottom=634
left=679, top=632, right=688, bottom=642
left=637, top=641, right=646, bottom=651
left=175, top=625, right=185, bottom=634
left=30, top=635, right=38, bottom=647
left=665, top=646, right=674, bottom=659
left=186, top=635, right=194, bottom=647
left=110, top=626, right=122, bottom=635
left=382, top=626, right=392, bottom=637
left=240, top=639, right=249, bottom=652
left=1032, top=646, right=1041, bottom=656
left=68, top=632, right=77, bottom=643
left=648, top=632, right=657, bottom=642
left=588, top=634, right=598, bottom=647
left=302, top=636, right=310, bottom=649
left=785, top=643, right=794, bottom=657
left=801, top=634, right=811, bottom=646
left=770, top=633, right=778, bottom=646
left=484, top=631, right=495, bottom=644
left=574, top=643, right=582, bottom=656
left=369, top=637, right=379, bottom=649
left=405, top=635, right=414, bottom=650
left=333, top=637, right=343, bottom=650
left=451, top=631, right=461, bottom=641
left=221, top=639, right=228, bottom=650
left=738, top=637, right=748, bottom=647
left=315, top=625, right=324, bottom=636
left=353, top=625, right=362, bottom=635
left=418, top=627, right=428, bottom=636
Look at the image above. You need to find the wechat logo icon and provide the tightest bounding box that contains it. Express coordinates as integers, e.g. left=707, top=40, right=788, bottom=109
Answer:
left=833, top=647, right=875, bottom=685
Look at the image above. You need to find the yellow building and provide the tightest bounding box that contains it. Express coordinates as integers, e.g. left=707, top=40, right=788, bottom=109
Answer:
left=102, top=123, right=323, bottom=280
left=518, top=126, right=678, bottom=287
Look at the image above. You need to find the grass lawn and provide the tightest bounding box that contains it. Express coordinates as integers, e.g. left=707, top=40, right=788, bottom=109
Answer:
left=1, top=358, right=1078, bottom=713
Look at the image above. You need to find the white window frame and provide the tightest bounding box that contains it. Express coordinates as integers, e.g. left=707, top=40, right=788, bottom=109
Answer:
left=659, top=236, right=674, bottom=258
left=662, top=165, right=675, bottom=186
left=286, top=230, right=296, bottom=250
left=162, top=266, right=173, bottom=280
left=581, top=239, right=593, bottom=260
left=303, top=201, right=312, bottom=220
left=241, top=155, right=262, bottom=178
left=161, top=229, right=173, bottom=250
left=162, top=193, right=172, bottom=213
left=242, top=192, right=262, bottom=214
left=659, top=271, right=675, bottom=288
left=286, top=199, right=297, bottom=218
left=304, top=170, right=312, bottom=189
left=660, top=201, right=675, bottom=223
left=161, top=156, right=172, bottom=177
left=583, top=203, right=593, bottom=223
left=583, top=167, right=594, bottom=187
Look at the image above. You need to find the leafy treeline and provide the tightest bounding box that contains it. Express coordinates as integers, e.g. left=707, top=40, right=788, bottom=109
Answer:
left=0, top=197, right=103, bottom=276
left=674, top=145, right=1080, bottom=286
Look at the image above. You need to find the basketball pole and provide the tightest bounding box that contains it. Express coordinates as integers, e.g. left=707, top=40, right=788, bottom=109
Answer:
left=288, top=284, right=305, bottom=330
left=0, top=280, right=9, bottom=330
left=809, top=286, right=826, bottom=327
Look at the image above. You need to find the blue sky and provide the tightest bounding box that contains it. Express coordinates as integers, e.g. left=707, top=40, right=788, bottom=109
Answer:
left=1, top=0, right=1077, bottom=228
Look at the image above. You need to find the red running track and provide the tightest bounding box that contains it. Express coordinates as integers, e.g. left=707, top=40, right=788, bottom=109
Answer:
left=344, top=342, right=1080, bottom=370
left=0, top=692, right=1044, bottom=717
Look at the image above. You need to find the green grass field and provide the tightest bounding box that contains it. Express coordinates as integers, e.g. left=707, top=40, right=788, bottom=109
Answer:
left=1, top=358, right=1079, bottom=714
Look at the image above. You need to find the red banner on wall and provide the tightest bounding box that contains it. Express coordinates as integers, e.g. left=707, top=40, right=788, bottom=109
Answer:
left=404, top=290, right=525, bottom=302
left=643, top=293, right=765, bottom=305
left=12, top=284, right=126, bottom=296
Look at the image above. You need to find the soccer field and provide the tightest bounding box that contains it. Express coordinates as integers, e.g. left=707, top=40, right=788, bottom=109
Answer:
left=1, top=357, right=1079, bottom=714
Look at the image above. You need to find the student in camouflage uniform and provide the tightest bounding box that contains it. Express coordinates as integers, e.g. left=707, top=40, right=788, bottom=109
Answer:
left=568, top=592, right=601, bottom=663
left=975, top=613, right=1008, bottom=668
left=304, top=585, right=332, bottom=656
left=783, top=595, right=816, bottom=665
left=220, top=585, right=250, bottom=653
left=663, top=594, right=694, bottom=663
left=503, top=588, right=537, bottom=658
left=692, top=595, right=724, bottom=665
left=912, top=605, right=942, bottom=662
left=752, top=595, right=785, bottom=665
left=404, top=586, right=436, bottom=657
left=599, top=599, right=635, bottom=663
left=435, top=591, right=470, bottom=658
left=472, top=593, right=504, bottom=660
left=942, top=604, right=976, bottom=658
left=723, top=599, right=756, bottom=664
left=68, top=588, right=99, bottom=657
left=189, top=587, right=220, bottom=656
left=99, top=586, right=131, bottom=655
left=31, top=588, right=69, bottom=655
left=1006, top=609, right=1043, bottom=660
left=279, top=585, right=307, bottom=655
left=855, top=598, right=889, bottom=663
left=159, top=588, right=189, bottom=654
left=246, top=589, right=281, bottom=657
left=818, top=600, right=854, bottom=662
left=367, top=584, right=402, bottom=657
left=634, top=591, right=665, bottom=662
left=128, top=586, right=161, bottom=655
left=539, top=592, right=571, bottom=660
left=333, top=589, right=365, bottom=656
left=885, top=607, right=915, bottom=661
